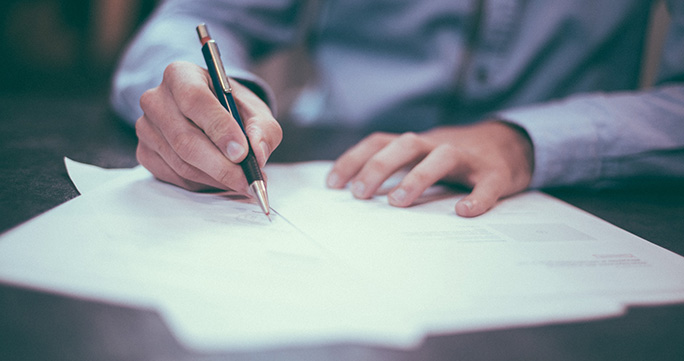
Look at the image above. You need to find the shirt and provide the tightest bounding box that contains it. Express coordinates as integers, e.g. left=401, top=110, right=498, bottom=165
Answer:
left=110, top=0, right=684, bottom=189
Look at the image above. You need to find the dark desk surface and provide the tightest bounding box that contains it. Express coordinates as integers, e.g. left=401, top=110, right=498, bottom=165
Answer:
left=1, top=95, right=683, bottom=361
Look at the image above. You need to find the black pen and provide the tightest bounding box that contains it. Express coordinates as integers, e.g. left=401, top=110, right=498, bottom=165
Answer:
left=196, top=23, right=270, bottom=218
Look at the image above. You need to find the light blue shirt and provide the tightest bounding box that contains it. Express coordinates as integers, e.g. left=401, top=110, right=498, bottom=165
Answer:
left=111, top=0, right=684, bottom=189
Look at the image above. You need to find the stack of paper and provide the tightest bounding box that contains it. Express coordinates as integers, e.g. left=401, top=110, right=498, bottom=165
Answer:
left=0, top=159, right=682, bottom=352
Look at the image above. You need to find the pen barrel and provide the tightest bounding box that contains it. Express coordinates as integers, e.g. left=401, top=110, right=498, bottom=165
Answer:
left=202, top=43, right=264, bottom=184
left=239, top=147, right=264, bottom=185
left=223, top=85, right=264, bottom=184
left=198, top=25, right=269, bottom=216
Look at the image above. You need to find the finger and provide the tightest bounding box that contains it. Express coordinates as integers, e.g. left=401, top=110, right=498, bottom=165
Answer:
left=142, top=80, right=248, bottom=192
left=163, top=62, right=250, bottom=163
left=455, top=173, right=507, bottom=217
left=136, top=116, right=229, bottom=190
left=232, top=81, right=282, bottom=168
left=137, top=143, right=222, bottom=192
left=349, top=132, right=429, bottom=199
left=326, top=132, right=395, bottom=189
left=388, top=144, right=461, bottom=207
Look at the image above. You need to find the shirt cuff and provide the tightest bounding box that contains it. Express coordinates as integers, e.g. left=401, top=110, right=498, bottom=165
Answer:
left=496, top=96, right=603, bottom=189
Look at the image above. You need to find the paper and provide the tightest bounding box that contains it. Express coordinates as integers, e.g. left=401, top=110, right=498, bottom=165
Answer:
left=1, top=159, right=683, bottom=352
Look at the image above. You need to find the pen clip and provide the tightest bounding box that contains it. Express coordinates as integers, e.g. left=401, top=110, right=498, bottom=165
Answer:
left=196, top=24, right=232, bottom=94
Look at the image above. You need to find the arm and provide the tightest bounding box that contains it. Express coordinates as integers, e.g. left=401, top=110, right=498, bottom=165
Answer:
left=500, top=0, right=684, bottom=188
left=109, top=0, right=304, bottom=192
left=329, top=0, right=684, bottom=216
left=111, top=0, right=309, bottom=123
left=499, top=85, right=684, bottom=189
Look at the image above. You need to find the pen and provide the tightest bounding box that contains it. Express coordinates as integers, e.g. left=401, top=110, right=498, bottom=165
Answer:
left=196, top=23, right=270, bottom=218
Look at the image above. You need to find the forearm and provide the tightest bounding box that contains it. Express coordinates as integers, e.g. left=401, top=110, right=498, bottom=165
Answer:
left=498, top=85, right=684, bottom=189
left=109, top=0, right=283, bottom=125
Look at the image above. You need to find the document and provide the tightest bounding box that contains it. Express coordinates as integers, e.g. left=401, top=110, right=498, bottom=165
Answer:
left=0, top=159, right=683, bottom=352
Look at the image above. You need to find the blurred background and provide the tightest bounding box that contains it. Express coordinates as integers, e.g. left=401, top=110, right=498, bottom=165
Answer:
left=0, top=1, right=671, bottom=106
left=0, top=0, right=157, bottom=97
left=0, top=0, right=313, bottom=117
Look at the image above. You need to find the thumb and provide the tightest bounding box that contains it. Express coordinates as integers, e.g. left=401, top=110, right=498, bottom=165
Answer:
left=455, top=175, right=506, bottom=217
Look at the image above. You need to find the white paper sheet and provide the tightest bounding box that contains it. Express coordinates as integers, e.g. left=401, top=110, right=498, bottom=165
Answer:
left=1, top=159, right=683, bottom=352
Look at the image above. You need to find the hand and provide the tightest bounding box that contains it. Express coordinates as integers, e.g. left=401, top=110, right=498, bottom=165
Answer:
left=326, top=121, right=534, bottom=217
left=135, top=61, right=282, bottom=193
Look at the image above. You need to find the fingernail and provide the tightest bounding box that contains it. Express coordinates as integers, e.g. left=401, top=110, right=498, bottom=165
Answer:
left=327, top=172, right=340, bottom=188
left=389, top=188, right=407, bottom=205
left=456, top=199, right=474, bottom=216
left=259, top=141, right=270, bottom=167
left=260, top=141, right=270, bottom=158
left=351, top=181, right=366, bottom=198
left=226, top=141, right=245, bottom=162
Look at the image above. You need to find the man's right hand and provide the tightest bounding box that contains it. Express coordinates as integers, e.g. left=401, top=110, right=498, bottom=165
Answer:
left=135, top=61, right=282, bottom=193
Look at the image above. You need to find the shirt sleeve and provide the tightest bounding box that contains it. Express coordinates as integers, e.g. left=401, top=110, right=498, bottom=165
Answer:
left=497, top=1, right=684, bottom=189
left=109, top=0, right=305, bottom=125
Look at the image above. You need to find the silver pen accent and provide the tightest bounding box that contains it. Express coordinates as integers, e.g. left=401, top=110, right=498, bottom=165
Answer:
left=197, top=23, right=271, bottom=218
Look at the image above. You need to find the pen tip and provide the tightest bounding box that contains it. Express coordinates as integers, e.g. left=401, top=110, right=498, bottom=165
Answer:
left=250, top=181, right=271, bottom=218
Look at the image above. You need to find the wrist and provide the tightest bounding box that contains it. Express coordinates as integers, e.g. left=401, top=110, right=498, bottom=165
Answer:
left=489, top=119, right=535, bottom=187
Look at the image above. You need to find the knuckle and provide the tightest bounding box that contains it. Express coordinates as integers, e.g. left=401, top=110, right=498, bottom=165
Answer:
left=397, top=131, right=419, bottom=144
left=396, top=132, right=425, bottom=152
left=170, top=131, right=201, bottom=161
left=203, top=116, right=230, bottom=139
left=174, top=161, right=200, bottom=180
left=246, top=117, right=283, bottom=148
left=163, top=61, right=189, bottom=81
left=139, top=88, right=159, bottom=113
left=365, top=156, right=391, bottom=175
left=408, top=168, right=432, bottom=186
left=164, top=151, right=201, bottom=181
left=175, top=86, right=205, bottom=116
left=161, top=65, right=205, bottom=113
left=436, top=143, right=457, bottom=153
left=135, top=118, right=164, bottom=152
left=244, top=121, right=261, bottom=138
left=435, top=143, right=462, bottom=159
left=365, top=132, right=392, bottom=146
left=215, top=166, right=237, bottom=186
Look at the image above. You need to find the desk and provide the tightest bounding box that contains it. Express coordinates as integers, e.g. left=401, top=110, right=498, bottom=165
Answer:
left=1, top=95, right=683, bottom=361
